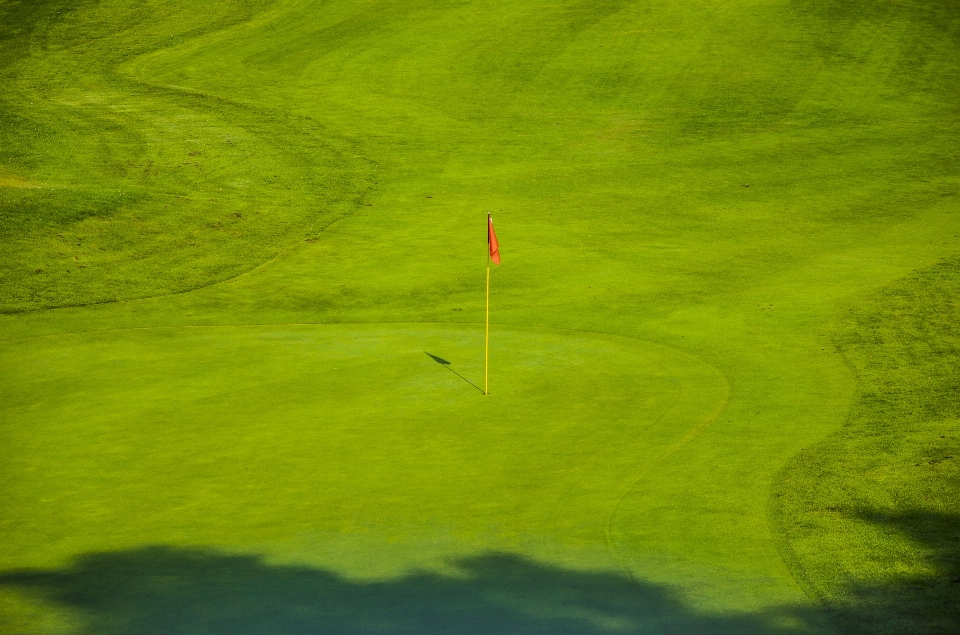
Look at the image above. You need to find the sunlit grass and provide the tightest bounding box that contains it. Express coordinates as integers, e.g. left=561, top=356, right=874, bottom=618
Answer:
left=1, top=0, right=959, bottom=633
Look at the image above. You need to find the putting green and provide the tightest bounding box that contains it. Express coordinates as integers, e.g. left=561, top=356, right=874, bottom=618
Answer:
left=1, top=324, right=728, bottom=576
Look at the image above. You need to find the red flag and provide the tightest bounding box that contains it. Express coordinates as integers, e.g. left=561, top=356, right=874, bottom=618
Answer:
left=488, top=214, right=501, bottom=265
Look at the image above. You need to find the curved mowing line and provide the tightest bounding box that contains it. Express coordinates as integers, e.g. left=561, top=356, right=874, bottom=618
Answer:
left=1, top=1, right=376, bottom=316
left=604, top=369, right=732, bottom=584
left=2, top=109, right=370, bottom=319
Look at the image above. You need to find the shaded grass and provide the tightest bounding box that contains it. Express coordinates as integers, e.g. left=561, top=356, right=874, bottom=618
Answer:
left=0, top=547, right=822, bottom=635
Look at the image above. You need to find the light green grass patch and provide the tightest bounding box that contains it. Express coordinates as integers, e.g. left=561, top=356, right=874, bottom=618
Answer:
left=1, top=323, right=726, bottom=575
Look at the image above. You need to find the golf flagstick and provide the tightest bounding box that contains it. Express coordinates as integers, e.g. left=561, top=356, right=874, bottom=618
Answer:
left=485, top=213, right=500, bottom=396
left=485, top=255, right=490, bottom=395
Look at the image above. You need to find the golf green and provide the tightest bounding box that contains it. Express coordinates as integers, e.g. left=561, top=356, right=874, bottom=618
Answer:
left=3, top=323, right=791, bottom=629
left=2, top=324, right=723, bottom=565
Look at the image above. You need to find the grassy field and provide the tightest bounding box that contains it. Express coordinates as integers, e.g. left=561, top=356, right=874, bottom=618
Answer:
left=1, top=0, right=958, bottom=633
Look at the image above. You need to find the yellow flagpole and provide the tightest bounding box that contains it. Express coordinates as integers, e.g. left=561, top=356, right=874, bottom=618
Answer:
left=485, top=255, right=490, bottom=396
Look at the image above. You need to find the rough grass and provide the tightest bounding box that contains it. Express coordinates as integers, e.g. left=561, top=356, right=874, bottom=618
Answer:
left=773, top=257, right=960, bottom=634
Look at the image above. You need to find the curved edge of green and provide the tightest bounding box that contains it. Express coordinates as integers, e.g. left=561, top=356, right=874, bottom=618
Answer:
left=769, top=257, right=960, bottom=633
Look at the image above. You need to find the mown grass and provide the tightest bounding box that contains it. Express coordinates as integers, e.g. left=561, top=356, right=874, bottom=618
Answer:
left=1, top=0, right=959, bottom=633
left=0, top=0, right=373, bottom=313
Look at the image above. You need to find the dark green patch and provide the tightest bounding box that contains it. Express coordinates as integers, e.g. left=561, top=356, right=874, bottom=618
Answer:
left=773, top=257, right=960, bottom=635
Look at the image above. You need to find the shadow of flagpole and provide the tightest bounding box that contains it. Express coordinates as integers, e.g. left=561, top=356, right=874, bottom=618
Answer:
left=425, top=352, right=485, bottom=394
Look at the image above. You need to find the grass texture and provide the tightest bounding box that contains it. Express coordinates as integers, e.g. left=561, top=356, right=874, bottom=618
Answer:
left=0, top=0, right=373, bottom=312
left=774, top=258, right=960, bottom=634
left=1, top=0, right=959, bottom=633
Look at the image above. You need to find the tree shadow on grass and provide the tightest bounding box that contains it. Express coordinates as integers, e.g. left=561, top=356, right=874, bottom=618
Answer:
left=1, top=547, right=822, bottom=635
left=832, top=509, right=960, bottom=635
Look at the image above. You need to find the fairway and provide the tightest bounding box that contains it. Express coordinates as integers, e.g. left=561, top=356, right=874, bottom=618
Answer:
left=2, top=0, right=959, bottom=633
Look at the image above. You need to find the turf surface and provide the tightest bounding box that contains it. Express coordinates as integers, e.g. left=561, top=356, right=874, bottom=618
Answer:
left=775, top=258, right=960, bottom=634
left=1, top=0, right=959, bottom=633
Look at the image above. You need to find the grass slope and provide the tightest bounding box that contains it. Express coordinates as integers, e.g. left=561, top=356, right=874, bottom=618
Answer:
left=1, top=0, right=959, bottom=633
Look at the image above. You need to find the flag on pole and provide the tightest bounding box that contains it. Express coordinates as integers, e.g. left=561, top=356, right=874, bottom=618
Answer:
left=488, top=214, right=501, bottom=265
left=485, top=213, right=500, bottom=395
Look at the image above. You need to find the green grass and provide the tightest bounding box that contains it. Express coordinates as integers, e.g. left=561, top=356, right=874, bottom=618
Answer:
left=1, top=324, right=724, bottom=567
left=0, top=0, right=373, bottom=313
left=774, top=258, right=960, bottom=634
left=1, top=0, right=959, bottom=633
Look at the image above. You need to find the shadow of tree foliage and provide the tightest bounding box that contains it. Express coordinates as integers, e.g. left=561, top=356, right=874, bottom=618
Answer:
left=833, top=509, right=960, bottom=635
left=1, top=547, right=824, bottom=635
